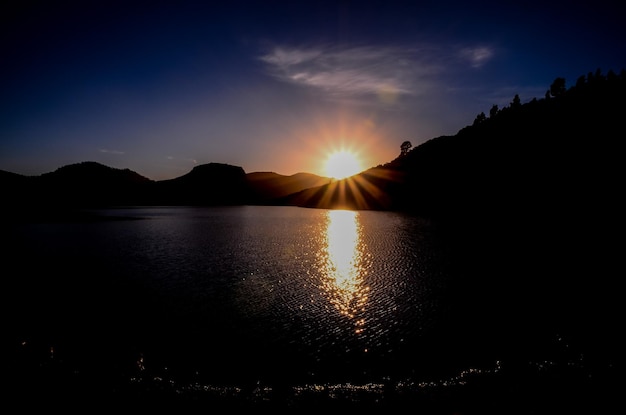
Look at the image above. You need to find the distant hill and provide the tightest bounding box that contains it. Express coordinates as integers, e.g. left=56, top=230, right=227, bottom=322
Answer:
left=1, top=161, right=153, bottom=209
left=247, top=171, right=331, bottom=203
left=0, top=160, right=332, bottom=214
left=151, top=163, right=249, bottom=206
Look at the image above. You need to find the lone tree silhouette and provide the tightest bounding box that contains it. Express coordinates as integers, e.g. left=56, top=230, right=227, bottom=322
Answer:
left=400, top=140, right=412, bottom=156
left=511, top=93, right=521, bottom=108
left=549, top=77, right=566, bottom=97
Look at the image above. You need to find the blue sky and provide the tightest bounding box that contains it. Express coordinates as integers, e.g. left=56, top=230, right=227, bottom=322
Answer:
left=1, top=1, right=625, bottom=180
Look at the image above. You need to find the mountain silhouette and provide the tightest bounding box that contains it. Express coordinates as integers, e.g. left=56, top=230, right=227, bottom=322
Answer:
left=2, top=68, right=624, bottom=226
left=151, top=163, right=248, bottom=206
left=247, top=171, right=332, bottom=203
left=0, top=160, right=332, bottom=216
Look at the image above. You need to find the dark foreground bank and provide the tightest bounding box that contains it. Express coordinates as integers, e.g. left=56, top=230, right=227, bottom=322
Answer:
left=5, top=341, right=621, bottom=414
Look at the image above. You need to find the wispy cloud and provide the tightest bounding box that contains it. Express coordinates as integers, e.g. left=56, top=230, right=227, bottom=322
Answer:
left=260, top=44, right=442, bottom=101
left=459, top=46, right=494, bottom=68
left=98, top=148, right=125, bottom=155
left=260, top=43, right=496, bottom=102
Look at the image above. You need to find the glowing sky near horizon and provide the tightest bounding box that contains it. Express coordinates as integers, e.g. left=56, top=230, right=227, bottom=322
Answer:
left=1, top=1, right=625, bottom=180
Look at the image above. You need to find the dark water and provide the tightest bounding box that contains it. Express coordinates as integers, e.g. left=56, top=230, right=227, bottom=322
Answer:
left=4, top=206, right=622, bottom=411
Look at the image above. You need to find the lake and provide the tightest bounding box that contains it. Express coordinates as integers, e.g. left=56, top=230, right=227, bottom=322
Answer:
left=4, top=205, right=620, bottom=410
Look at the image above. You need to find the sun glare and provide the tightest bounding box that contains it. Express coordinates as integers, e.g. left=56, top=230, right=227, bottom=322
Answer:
left=324, top=150, right=363, bottom=179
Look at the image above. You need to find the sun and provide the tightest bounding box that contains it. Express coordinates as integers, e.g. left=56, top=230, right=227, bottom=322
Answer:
left=324, top=150, right=363, bottom=179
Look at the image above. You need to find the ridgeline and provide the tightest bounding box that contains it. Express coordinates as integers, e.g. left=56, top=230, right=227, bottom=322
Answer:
left=3, top=68, right=623, bottom=224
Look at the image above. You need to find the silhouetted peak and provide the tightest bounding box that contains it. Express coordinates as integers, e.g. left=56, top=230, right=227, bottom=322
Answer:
left=53, top=161, right=108, bottom=172
left=189, top=162, right=245, bottom=176
left=168, top=162, right=247, bottom=185
left=43, top=161, right=152, bottom=184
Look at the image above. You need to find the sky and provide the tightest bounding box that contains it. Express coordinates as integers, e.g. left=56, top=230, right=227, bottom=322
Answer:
left=1, top=0, right=625, bottom=180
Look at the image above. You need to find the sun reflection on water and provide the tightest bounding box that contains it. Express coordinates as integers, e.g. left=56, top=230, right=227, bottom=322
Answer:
left=319, top=209, right=369, bottom=329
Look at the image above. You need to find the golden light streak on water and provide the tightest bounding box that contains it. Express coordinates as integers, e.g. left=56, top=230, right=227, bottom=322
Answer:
left=319, top=210, right=369, bottom=325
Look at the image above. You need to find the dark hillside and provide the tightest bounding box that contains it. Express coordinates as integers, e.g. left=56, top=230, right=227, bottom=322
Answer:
left=9, top=162, right=153, bottom=208
left=393, top=69, right=626, bottom=369
left=0, top=162, right=333, bottom=214
left=288, top=69, right=624, bottom=226
left=0, top=169, right=31, bottom=194
left=284, top=69, right=625, bottom=370
left=153, top=162, right=249, bottom=206
left=246, top=171, right=331, bottom=203
left=326, top=67, right=626, bottom=218
left=288, top=69, right=624, bottom=221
